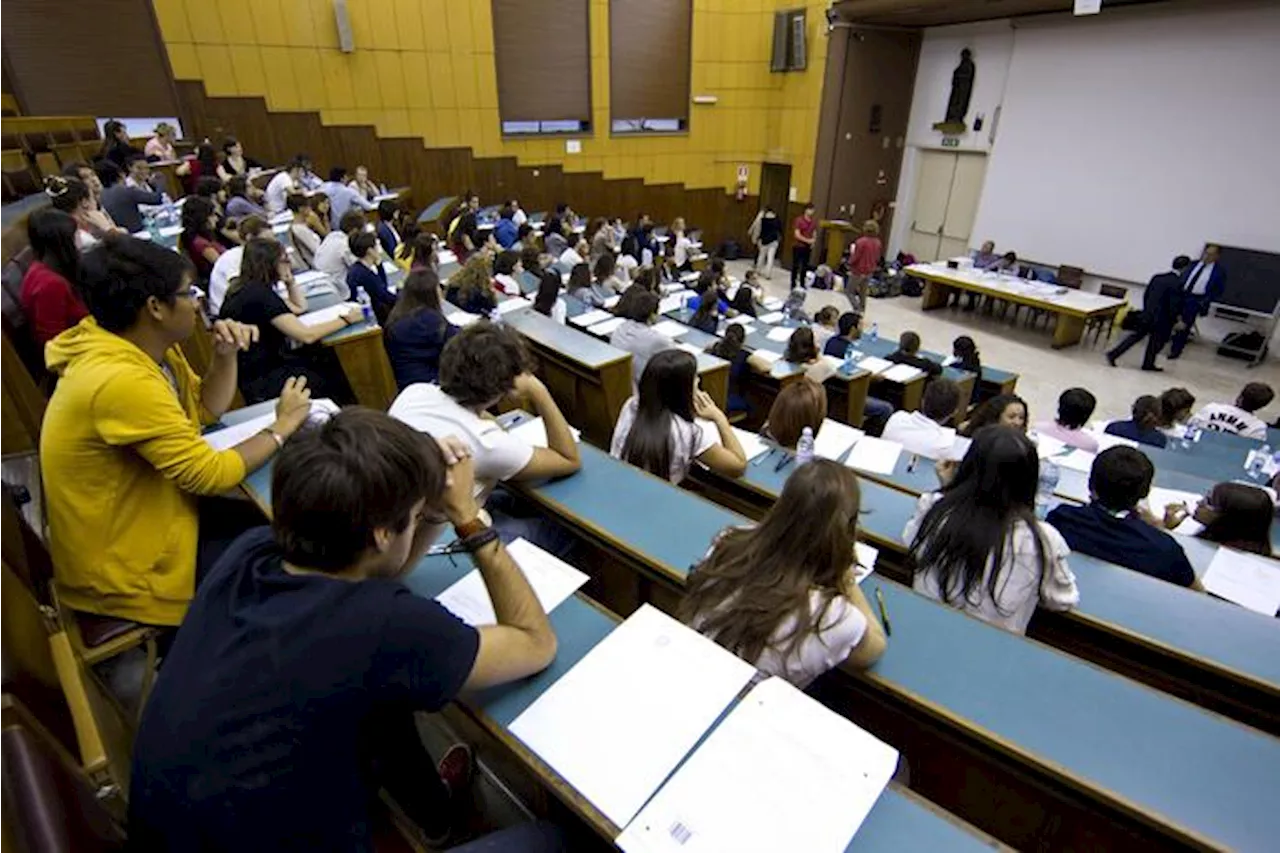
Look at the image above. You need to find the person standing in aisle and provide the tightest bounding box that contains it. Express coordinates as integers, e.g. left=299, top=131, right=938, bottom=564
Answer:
left=1167, top=244, right=1226, bottom=360
left=790, top=203, right=818, bottom=290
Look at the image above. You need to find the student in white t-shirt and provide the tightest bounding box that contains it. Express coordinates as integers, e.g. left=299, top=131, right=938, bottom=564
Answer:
left=208, top=215, right=269, bottom=316
left=609, top=350, right=748, bottom=484
left=389, top=324, right=581, bottom=547
left=682, top=460, right=887, bottom=688
left=1188, top=382, right=1274, bottom=440
left=312, top=210, right=366, bottom=290
left=883, top=379, right=962, bottom=460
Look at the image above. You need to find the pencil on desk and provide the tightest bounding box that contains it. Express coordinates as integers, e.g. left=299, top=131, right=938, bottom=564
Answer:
left=875, top=585, right=892, bottom=636
left=774, top=453, right=794, bottom=473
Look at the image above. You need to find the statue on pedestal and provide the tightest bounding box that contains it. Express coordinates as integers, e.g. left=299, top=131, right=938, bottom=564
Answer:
left=933, top=48, right=975, bottom=134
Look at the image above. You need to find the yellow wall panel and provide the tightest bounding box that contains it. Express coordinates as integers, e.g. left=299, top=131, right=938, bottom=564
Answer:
left=247, top=0, right=288, bottom=46
left=392, top=0, right=425, bottom=51
left=195, top=45, right=237, bottom=94
left=475, top=57, right=498, bottom=111
left=152, top=0, right=192, bottom=43
left=319, top=53, right=358, bottom=109
left=469, top=0, right=494, bottom=54
left=427, top=54, right=457, bottom=109
left=451, top=57, right=479, bottom=108
left=185, top=3, right=226, bottom=43
left=443, top=3, right=474, bottom=54
left=259, top=47, right=301, bottom=109
left=409, top=109, right=436, bottom=145
left=420, top=0, right=448, bottom=51
left=366, top=0, right=401, bottom=49
left=374, top=52, right=407, bottom=108
left=345, top=0, right=376, bottom=50
left=289, top=48, right=326, bottom=110
left=433, top=109, right=461, bottom=146
left=166, top=43, right=201, bottom=80
left=401, top=54, right=432, bottom=109
left=227, top=45, right=268, bottom=96
left=348, top=50, right=384, bottom=109
left=377, top=109, right=411, bottom=138
left=283, top=0, right=324, bottom=47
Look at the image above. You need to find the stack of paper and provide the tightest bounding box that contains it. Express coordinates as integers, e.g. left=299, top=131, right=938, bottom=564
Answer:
left=657, top=293, right=686, bottom=314
left=751, top=350, right=783, bottom=366
left=1033, top=432, right=1068, bottom=459
left=435, top=538, right=588, bottom=626
left=1091, top=431, right=1138, bottom=451
left=652, top=320, right=691, bottom=339
left=495, top=297, right=531, bottom=315
left=732, top=427, right=770, bottom=463
left=204, top=400, right=339, bottom=451
left=844, top=436, right=903, bottom=475
left=881, top=364, right=924, bottom=383
left=506, top=416, right=582, bottom=448
left=766, top=326, right=796, bottom=343
left=856, top=356, right=893, bottom=375
left=448, top=311, right=482, bottom=328
left=588, top=316, right=627, bottom=336
left=942, top=435, right=972, bottom=462
left=604, top=295, right=622, bottom=309
left=1143, top=487, right=1204, bottom=534
left=659, top=282, right=687, bottom=294
left=570, top=309, right=614, bottom=327
left=757, top=311, right=784, bottom=324
left=616, top=677, right=898, bottom=853
left=1201, top=548, right=1280, bottom=616
left=510, top=605, right=756, bottom=827
left=676, top=341, right=705, bottom=357
left=853, top=542, right=879, bottom=584
left=763, top=296, right=784, bottom=310
left=813, top=418, right=864, bottom=461
left=298, top=303, right=359, bottom=327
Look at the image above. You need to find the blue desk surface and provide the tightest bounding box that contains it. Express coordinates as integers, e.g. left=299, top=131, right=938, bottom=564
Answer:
left=847, top=336, right=976, bottom=386
left=417, top=195, right=457, bottom=222
left=504, top=309, right=630, bottom=370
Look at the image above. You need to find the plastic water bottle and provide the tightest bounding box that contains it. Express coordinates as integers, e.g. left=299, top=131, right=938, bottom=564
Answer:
left=144, top=211, right=161, bottom=242
left=356, top=288, right=374, bottom=325
left=1036, top=457, right=1060, bottom=516
left=868, top=322, right=879, bottom=343
left=1247, top=445, right=1271, bottom=479
left=161, top=196, right=177, bottom=228
left=796, top=426, right=815, bottom=466
left=843, top=342, right=858, bottom=374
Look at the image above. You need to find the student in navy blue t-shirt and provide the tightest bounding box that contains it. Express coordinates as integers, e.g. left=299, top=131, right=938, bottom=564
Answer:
left=1104, top=394, right=1168, bottom=448
left=128, top=409, right=560, bottom=851
left=1046, top=445, right=1197, bottom=588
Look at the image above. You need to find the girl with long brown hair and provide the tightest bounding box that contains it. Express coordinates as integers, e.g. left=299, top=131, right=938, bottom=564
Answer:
left=681, top=460, right=887, bottom=686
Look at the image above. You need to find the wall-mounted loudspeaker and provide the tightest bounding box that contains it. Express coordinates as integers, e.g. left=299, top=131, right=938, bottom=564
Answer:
left=333, top=0, right=355, bottom=53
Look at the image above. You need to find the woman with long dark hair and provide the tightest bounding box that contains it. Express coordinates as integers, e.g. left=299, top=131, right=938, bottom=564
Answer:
left=689, top=287, right=721, bottom=334
left=682, top=460, right=887, bottom=686
left=20, top=209, right=88, bottom=346
left=749, top=326, right=834, bottom=384
left=383, top=269, right=459, bottom=390
left=568, top=261, right=609, bottom=308
left=706, top=324, right=749, bottom=415
left=904, top=425, right=1078, bottom=633
left=959, top=393, right=1027, bottom=436
left=609, top=349, right=747, bottom=483
left=1156, top=387, right=1196, bottom=439
left=532, top=270, right=567, bottom=323
left=179, top=195, right=226, bottom=280
left=1163, top=482, right=1274, bottom=557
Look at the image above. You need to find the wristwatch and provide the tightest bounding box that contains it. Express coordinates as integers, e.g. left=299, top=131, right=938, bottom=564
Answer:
left=453, top=517, right=488, bottom=539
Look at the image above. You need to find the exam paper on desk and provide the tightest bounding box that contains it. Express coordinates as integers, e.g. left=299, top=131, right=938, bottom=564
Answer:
left=570, top=309, right=613, bottom=327
left=298, top=303, right=360, bottom=327
left=506, top=417, right=582, bottom=448
left=1200, top=547, right=1280, bottom=616
left=731, top=428, right=769, bottom=463
left=843, top=436, right=902, bottom=476
left=813, top=418, right=864, bottom=462
left=766, top=326, right=795, bottom=343
left=651, top=320, right=691, bottom=339
left=756, top=311, right=784, bottom=324
left=434, top=538, right=588, bottom=626
left=880, top=363, right=924, bottom=384
left=588, top=316, right=627, bottom=336
left=204, top=400, right=340, bottom=451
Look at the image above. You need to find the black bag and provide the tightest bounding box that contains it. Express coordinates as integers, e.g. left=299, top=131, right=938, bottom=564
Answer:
left=717, top=240, right=741, bottom=261
left=1120, top=310, right=1148, bottom=332
left=899, top=276, right=923, bottom=297
left=1218, top=331, right=1269, bottom=362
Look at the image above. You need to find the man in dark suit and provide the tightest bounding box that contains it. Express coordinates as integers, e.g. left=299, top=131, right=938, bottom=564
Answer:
left=1167, top=244, right=1226, bottom=360
left=1106, top=255, right=1191, bottom=372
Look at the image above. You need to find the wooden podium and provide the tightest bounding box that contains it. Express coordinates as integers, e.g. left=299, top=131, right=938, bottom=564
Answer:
left=820, top=219, right=857, bottom=268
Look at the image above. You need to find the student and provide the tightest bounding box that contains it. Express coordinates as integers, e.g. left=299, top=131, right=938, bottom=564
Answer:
left=594, top=253, right=625, bottom=296
left=400, top=229, right=441, bottom=274
left=208, top=215, right=269, bottom=316
left=846, top=220, right=882, bottom=305
left=545, top=202, right=573, bottom=243
left=1033, top=388, right=1100, bottom=452
left=1046, top=447, right=1197, bottom=588
left=178, top=196, right=226, bottom=280
left=346, top=231, right=396, bottom=323
left=60, top=161, right=118, bottom=238
left=611, top=349, right=747, bottom=483
left=631, top=264, right=662, bottom=295
left=383, top=269, right=459, bottom=390
left=347, top=164, right=379, bottom=201
left=225, top=175, right=268, bottom=220
left=532, top=269, right=568, bottom=324
left=446, top=255, right=499, bottom=316
left=906, top=425, right=1078, bottom=634
left=887, top=331, right=943, bottom=378
left=1188, top=382, right=1274, bottom=440
left=287, top=193, right=322, bottom=269
left=588, top=217, right=613, bottom=264
left=144, top=122, right=177, bottom=162
left=20, top=210, right=88, bottom=347
left=960, top=393, right=1027, bottom=437
left=217, top=137, right=260, bottom=181
left=812, top=306, right=840, bottom=352
left=952, top=335, right=981, bottom=373
left=265, top=157, right=306, bottom=215
left=221, top=238, right=359, bottom=403
left=97, top=163, right=164, bottom=235
left=1156, top=387, right=1196, bottom=439
left=706, top=324, right=750, bottom=415
left=509, top=198, right=528, bottom=226
left=763, top=378, right=827, bottom=449
left=823, top=312, right=862, bottom=357
left=567, top=261, right=608, bottom=308
left=559, top=238, right=588, bottom=270
left=376, top=200, right=404, bottom=258
left=493, top=204, right=518, bottom=249
left=1164, top=482, right=1274, bottom=557
left=448, top=193, right=481, bottom=260
left=972, top=240, right=999, bottom=270
left=732, top=269, right=766, bottom=317
left=616, top=234, right=640, bottom=283
left=1105, top=395, right=1168, bottom=448
left=42, top=235, right=304, bottom=627
left=751, top=206, right=781, bottom=279
left=313, top=210, right=365, bottom=286
left=98, top=119, right=141, bottom=168
left=127, top=409, right=561, bottom=850
left=688, top=288, right=722, bottom=334
left=193, top=175, right=240, bottom=247
left=670, top=217, right=694, bottom=272
left=543, top=218, right=569, bottom=259
left=682, top=459, right=887, bottom=686
left=810, top=264, right=838, bottom=291
left=751, top=327, right=834, bottom=384
left=610, top=287, right=673, bottom=387
left=389, top=324, right=581, bottom=545
left=123, top=153, right=161, bottom=193
left=316, top=166, right=378, bottom=230
left=883, top=379, right=962, bottom=459
left=790, top=203, right=817, bottom=290
left=181, top=144, right=220, bottom=196
left=492, top=250, right=524, bottom=297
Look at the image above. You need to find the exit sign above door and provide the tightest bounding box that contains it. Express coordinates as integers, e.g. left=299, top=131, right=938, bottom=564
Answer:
left=941, top=136, right=961, bottom=148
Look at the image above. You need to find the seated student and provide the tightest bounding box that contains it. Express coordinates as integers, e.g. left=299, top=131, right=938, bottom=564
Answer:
left=630, top=264, right=662, bottom=296
left=610, top=349, right=748, bottom=483
left=313, top=209, right=365, bottom=287
left=559, top=237, right=589, bottom=270
left=1034, top=387, right=1100, bottom=453
left=221, top=238, right=359, bottom=404
left=670, top=217, right=694, bottom=272
left=594, top=253, right=626, bottom=295
left=567, top=261, right=608, bottom=308
left=812, top=306, right=840, bottom=352
left=1047, top=447, right=1197, bottom=588
left=193, top=176, right=240, bottom=247
left=447, top=193, right=481, bottom=260
left=492, top=250, right=523, bottom=296
left=883, top=379, right=961, bottom=459
left=1156, top=387, right=1196, bottom=439
left=347, top=164, right=380, bottom=201
left=287, top=193, right=323, bottom=269
left=960, top=393, right=1027, bottom=437
left=1164, top=482, right=1274, bottom=557
left=493, top=203, right=518, bottom=249
left=389, top=324, right=581, bottom=546
left=512, top=222, right=536, bottom=254
left=906, top=425, right=1078, bottom=634
left=706, top=324, right=750, bottom=415
left=224, top=175, right=268, bottom=220
left=823, top=312, right=862, bottom=357
left=545, top=202, right=572, bottom=244
left=688, top=287, right=725, bottom=334
left=810, top=264, right=838, bottom=291
left=1105, top=395, right=1168, bottom=448
left=397, top=229, right=441, bottom=273
left=144, top=122, right=178, bottom=161
left=346, top=231, right=396, bottom=322
left=306, top=193, right=332, bottom=239
left=61, top=161, right=119, bottom=239
left=532, top=269, right=568, bottom=324
left=216, top=136, right=262, bottom=182
left=763, top=378, right=827, bottom=449
left=610, top=287, right=673, bottom=387
left=97, top=119, right=142, bottom=168
left=180, top=144, right=220, bottom=196
left=750, top=327, right=834, bottom=385
left=128, top=409, right=561, bottom=851
left=588, top=217, right=613, bottom=265
left=208, top=215, right=269, bottom=316
left=519, top=243, right=543, bottom=278
left=383, top=269, right=459, bottom=390
left=97, top=161, right=164, bottom=235
left=952, top=335, right=981, bottom=373
left=1188, top=382, right=1274, bottom=440
left=682, top=459, right=887, bottom=687
left=616, top=233, right=640, bottom=283
left=42, top=235, right=305, bottom=627
left=446, top=254, right=499, bottom=316
left=265, top=157, right=306, bottom=215
left=318, top=166, right=378, bottom=229
left=376, top=200, right=404, bottom=258
left=543, top=219, right=569, bottom=259
left=179, top=196, right=227, bottom=281
left=20, top=209, right=88, bottom=347
left=886, top=331, right=943, bottom=378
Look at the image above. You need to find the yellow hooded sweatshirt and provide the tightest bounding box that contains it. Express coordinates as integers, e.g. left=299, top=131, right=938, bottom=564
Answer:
left=41, top=318, right=247, bottom=626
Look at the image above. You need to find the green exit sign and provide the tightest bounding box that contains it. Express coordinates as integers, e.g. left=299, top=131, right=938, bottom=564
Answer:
left=941, top=137, right=961, bottom=148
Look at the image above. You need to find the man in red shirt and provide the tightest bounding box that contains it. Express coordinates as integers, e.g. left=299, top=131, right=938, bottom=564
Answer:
left=846, top=219, right=883, bottom=310
left=790, top=204, right=817, bottom=290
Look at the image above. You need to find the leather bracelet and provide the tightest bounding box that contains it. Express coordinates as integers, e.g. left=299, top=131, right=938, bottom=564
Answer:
left=452, top=517, right=488, bottom=539
left=260, top=428, right=285, bottom=450
left=458, top=527, right=501, bottom=553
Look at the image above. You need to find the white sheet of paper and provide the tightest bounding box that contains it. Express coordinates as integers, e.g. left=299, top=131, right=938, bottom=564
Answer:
left=448, top=311, right=482, bottom=328
left=506, top=416, right=581, bottom=449
left=822, top=354, right=844, bottom=372
left=298, top=302, right=359, bottom=327
left=1201, top=548, right=1280, bottom=616
left=1091, top=430, right=1137, bottom=451
left=880, top=363, right=924, bottom=384
left=763, top=296, right=784, bottom=310
left=205, top=400, right=339, bottom=451
left=751, top=349, right=783, bottom=365
left=658, top=294, right=686, bottom=314
left=942, top=435, right=973, bottom=462
left=510, top=605, right=756, bottom=828
left=496, top=297, right=531, bottom=315
left=732, top=427, right=769, bottom=463
left=437, top=250, right=458, bottom=266
left=1145, top=487, right=1201, bottom=516
left=1057, top=448, right=1096, bottom=473
left=941, top=355, right=958, bottom=367
left=571, top=309, right=613, bottom=327
left=652, top=320, right=691, bottom=339
left=1056, top=467, right=1091, bottom=503
left=813, top=418, right=864, bottom=461
left=853, top=542, right=878, bottom=584
left=676, top=342, right=704, bottom=356
left=588, top=316, right=627, bottom=336
left=856, top=356, right=893, bottom=375
left=843, top=436, right=902, bottom=475
left=616, top=677, right=897, bottom=853
left=1033, top=432, right=1068, bottom=459
left=766, top=326, right=795, bottom=343
left=757, top=311, right=784, bottom=324
left=726, top=316, right=754, bottom=328
left=435, top=538, right=588, bottom=626
left=604, top=295, right=622, bottom=309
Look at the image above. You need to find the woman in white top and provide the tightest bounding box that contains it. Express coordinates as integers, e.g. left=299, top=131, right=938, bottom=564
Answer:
left=287, top=193, right=322, bottom=269
left=748, top=326, right=835, bottom=385
left=610, top=349, right=748, bottom=483
left=682, top=460, right=888, bottom=687
left=904, top=425, right=1079, bottom=634
left=492, top=249, right=524, bottom=297
left=531, top=269, right=567, bottom=324
left=670, top=216, right=694, bottom=272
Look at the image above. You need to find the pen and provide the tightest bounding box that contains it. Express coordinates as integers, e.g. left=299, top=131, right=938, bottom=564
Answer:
left=906, top=453, right=919, bottom=473
left=875, top=585, right=892, bottom=637
left=774, top=453, right=794, bottom=474
left=752, top=446, right=777, bottom=466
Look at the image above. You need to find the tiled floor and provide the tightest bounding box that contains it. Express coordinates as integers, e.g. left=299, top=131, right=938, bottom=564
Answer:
left=728, top=259, right=1280, bottom=428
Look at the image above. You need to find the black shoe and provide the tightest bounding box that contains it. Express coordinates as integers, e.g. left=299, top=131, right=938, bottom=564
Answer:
left=1105, top=353, right=1117, bottom=367
left=1141, top=365, right=1164, bottom=372
left=1167, top=353, right=1181, bottom=361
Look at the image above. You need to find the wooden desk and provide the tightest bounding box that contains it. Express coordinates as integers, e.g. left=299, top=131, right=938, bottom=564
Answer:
left=416, top=195, right=457, bottom=227
left=318, top=320, right=397, bottom=410
left=910, top=264, right=1125, bottom=349
left=820, top=219, right=857, bottom=269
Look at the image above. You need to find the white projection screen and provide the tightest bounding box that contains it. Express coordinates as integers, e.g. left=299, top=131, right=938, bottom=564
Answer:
left=970, top=4, right=1280, bottom=283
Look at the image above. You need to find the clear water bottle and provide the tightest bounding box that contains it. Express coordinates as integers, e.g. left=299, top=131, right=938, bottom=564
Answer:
left=796, top=426, right=815, bottom=466
left=144, top=211, right=161, bottom=242
left=868, top=322, right=879, bottom=343
left=161, top=196, right=177, bottom=228
left=843, top=342, right=858, bottom=374
left=1247, top=445, right=1271, bottom=479
left=356, top=288, right=374, bottom=325
left=1036, top=457, right=1060, bottom=515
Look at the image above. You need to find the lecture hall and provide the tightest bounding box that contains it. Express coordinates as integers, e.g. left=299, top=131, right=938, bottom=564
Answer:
left=4, top=0, right=1280, bottom=850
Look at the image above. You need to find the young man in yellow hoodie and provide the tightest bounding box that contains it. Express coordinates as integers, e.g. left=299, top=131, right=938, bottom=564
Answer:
left=42, top=235, right=313, bottom=628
